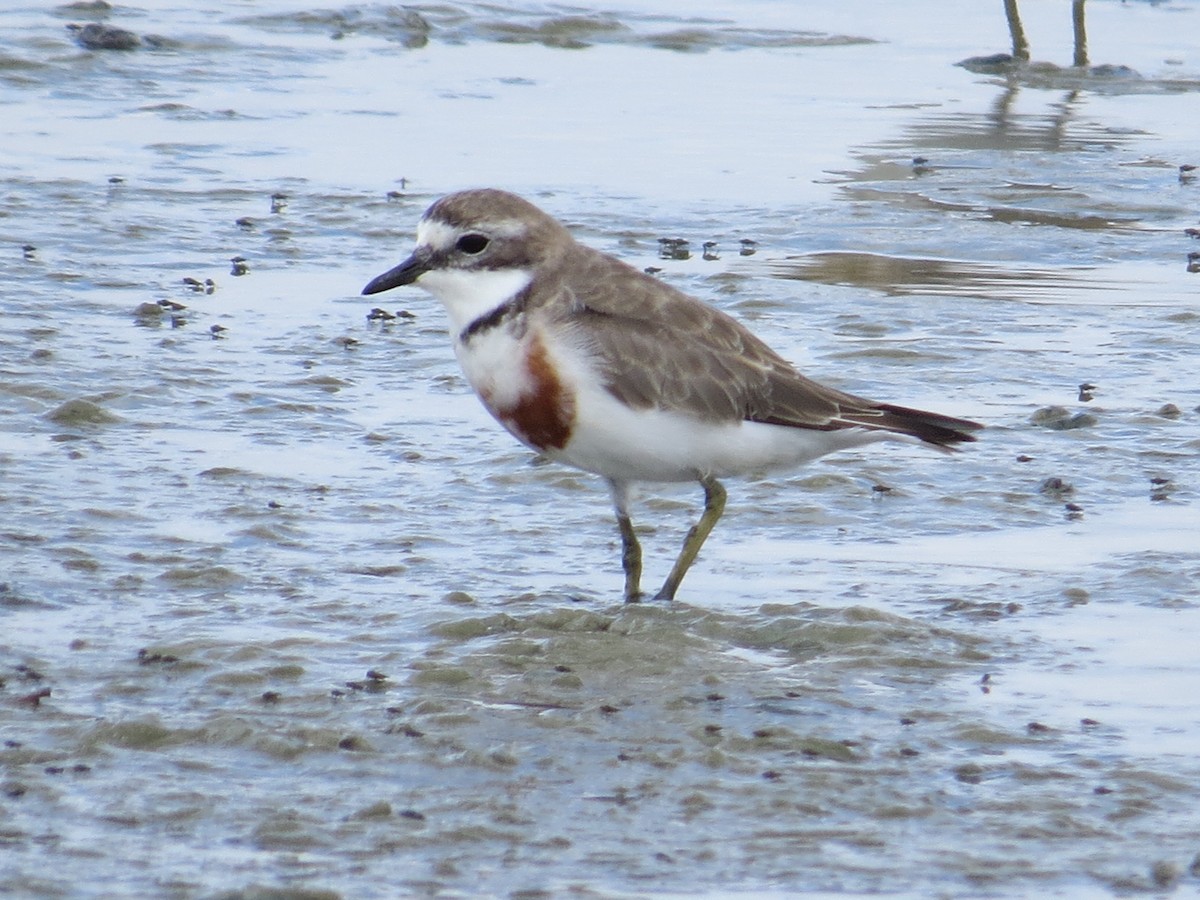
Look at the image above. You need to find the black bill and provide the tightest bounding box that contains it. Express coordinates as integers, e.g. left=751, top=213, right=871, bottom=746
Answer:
left=361, top=248, right=433, bottom=295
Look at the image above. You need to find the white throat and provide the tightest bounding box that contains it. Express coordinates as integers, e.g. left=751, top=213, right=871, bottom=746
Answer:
left=415, top=267, right=532, bottom=336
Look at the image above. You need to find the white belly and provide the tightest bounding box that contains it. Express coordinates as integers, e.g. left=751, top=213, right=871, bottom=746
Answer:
left=554, top=381, right=894, bottom=483
left=450, top=315, right=895, bottom=484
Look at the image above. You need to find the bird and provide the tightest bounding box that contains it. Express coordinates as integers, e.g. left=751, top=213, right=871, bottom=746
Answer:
left=362, top=189, right=981, bottom=603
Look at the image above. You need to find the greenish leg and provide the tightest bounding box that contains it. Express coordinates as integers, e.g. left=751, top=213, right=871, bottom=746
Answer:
left=608, top=480, right=643, bottom=603
left=616, top=510, right=643, bottom=603
left=653, top=476, right=726, bottom=602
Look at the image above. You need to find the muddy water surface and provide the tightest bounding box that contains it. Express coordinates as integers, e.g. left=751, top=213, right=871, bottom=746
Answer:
left=2, top=1, right=1200, bottom=897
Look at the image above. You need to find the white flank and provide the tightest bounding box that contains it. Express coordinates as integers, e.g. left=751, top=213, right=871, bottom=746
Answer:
left=559, top=373, right=897, bottom=482
left=537, top=335, right=898, bottom=482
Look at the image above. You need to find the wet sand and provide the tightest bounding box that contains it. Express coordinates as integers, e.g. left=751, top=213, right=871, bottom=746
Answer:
left=2, top=1, right=1199, bottom=896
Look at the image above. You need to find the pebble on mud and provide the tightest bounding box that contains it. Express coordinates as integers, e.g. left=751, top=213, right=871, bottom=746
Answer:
left=1155, top=403, right=1182, bottom=419
left=1038, top=477, right=1074, bottom=498
left=1151, top=860, right=1180, bottom=889
left=44, top=398, right=121, bottom=426
left=3, top=781, right=28, bottom=798
left=182, top=277, right=216, bottom=294
left=349, top=801, right=393, bottom=821
left=69, top=22, right=140, bottom=51
left=19, top=688, right=52, bottom=707
left=657, top=237, right=690, bottom=260
left=1149, top=476, right=1172, bottom=502
left=137, top=648, right=179, bottom=665
left=1063, top=587, right=1090, bottom=606
left=1029, top=406, right=1097, bottom=430
left=954, top=763, right=984, bottom=784
left=133, top=302, right=164, bottom=324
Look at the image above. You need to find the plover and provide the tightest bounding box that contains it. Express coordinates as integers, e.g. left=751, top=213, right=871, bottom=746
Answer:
left=363, top=189, right=981, bottom=602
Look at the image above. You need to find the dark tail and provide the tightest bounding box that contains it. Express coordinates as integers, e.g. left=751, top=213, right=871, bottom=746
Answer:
left=850, top=403, right=982, bottom=449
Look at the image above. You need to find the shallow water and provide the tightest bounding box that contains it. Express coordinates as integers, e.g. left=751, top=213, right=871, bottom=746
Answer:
left=2, top=0, right=1199, bottom=897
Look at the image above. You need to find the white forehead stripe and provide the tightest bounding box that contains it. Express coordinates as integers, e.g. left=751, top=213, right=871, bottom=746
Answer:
left=416, top=218, right=458, bottom=250
left=416, top=215, right=527, bottom=250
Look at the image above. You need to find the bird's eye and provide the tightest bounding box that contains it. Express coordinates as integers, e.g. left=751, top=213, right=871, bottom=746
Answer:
left=456, top=233, right=489, bottom=255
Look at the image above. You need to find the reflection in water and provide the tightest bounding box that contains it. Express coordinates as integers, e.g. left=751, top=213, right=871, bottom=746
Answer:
left=763, top=251, right=1093, bottom=300
left=760, top=251, right=1198, bottom=308
left=235, top=5, right=878, bottom=53
left=829, top=42, right=1196, bottom=260
left=760, top=251, right=1194, bottom=309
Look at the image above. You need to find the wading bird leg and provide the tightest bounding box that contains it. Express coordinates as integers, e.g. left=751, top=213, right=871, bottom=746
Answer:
left=654, top=476, right=727, bottom=602
left=609, top=479, right=643, bottom=603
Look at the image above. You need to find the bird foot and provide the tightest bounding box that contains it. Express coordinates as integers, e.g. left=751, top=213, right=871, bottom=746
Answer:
left=622, top=587, right=675, bottom=603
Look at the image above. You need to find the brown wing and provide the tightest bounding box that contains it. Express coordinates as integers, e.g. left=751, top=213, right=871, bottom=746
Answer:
left=543, top=244, right=980, bottom=447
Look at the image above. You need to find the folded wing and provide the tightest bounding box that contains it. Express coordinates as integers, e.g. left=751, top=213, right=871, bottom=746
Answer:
left=548, top=246, right=981, bottom=447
